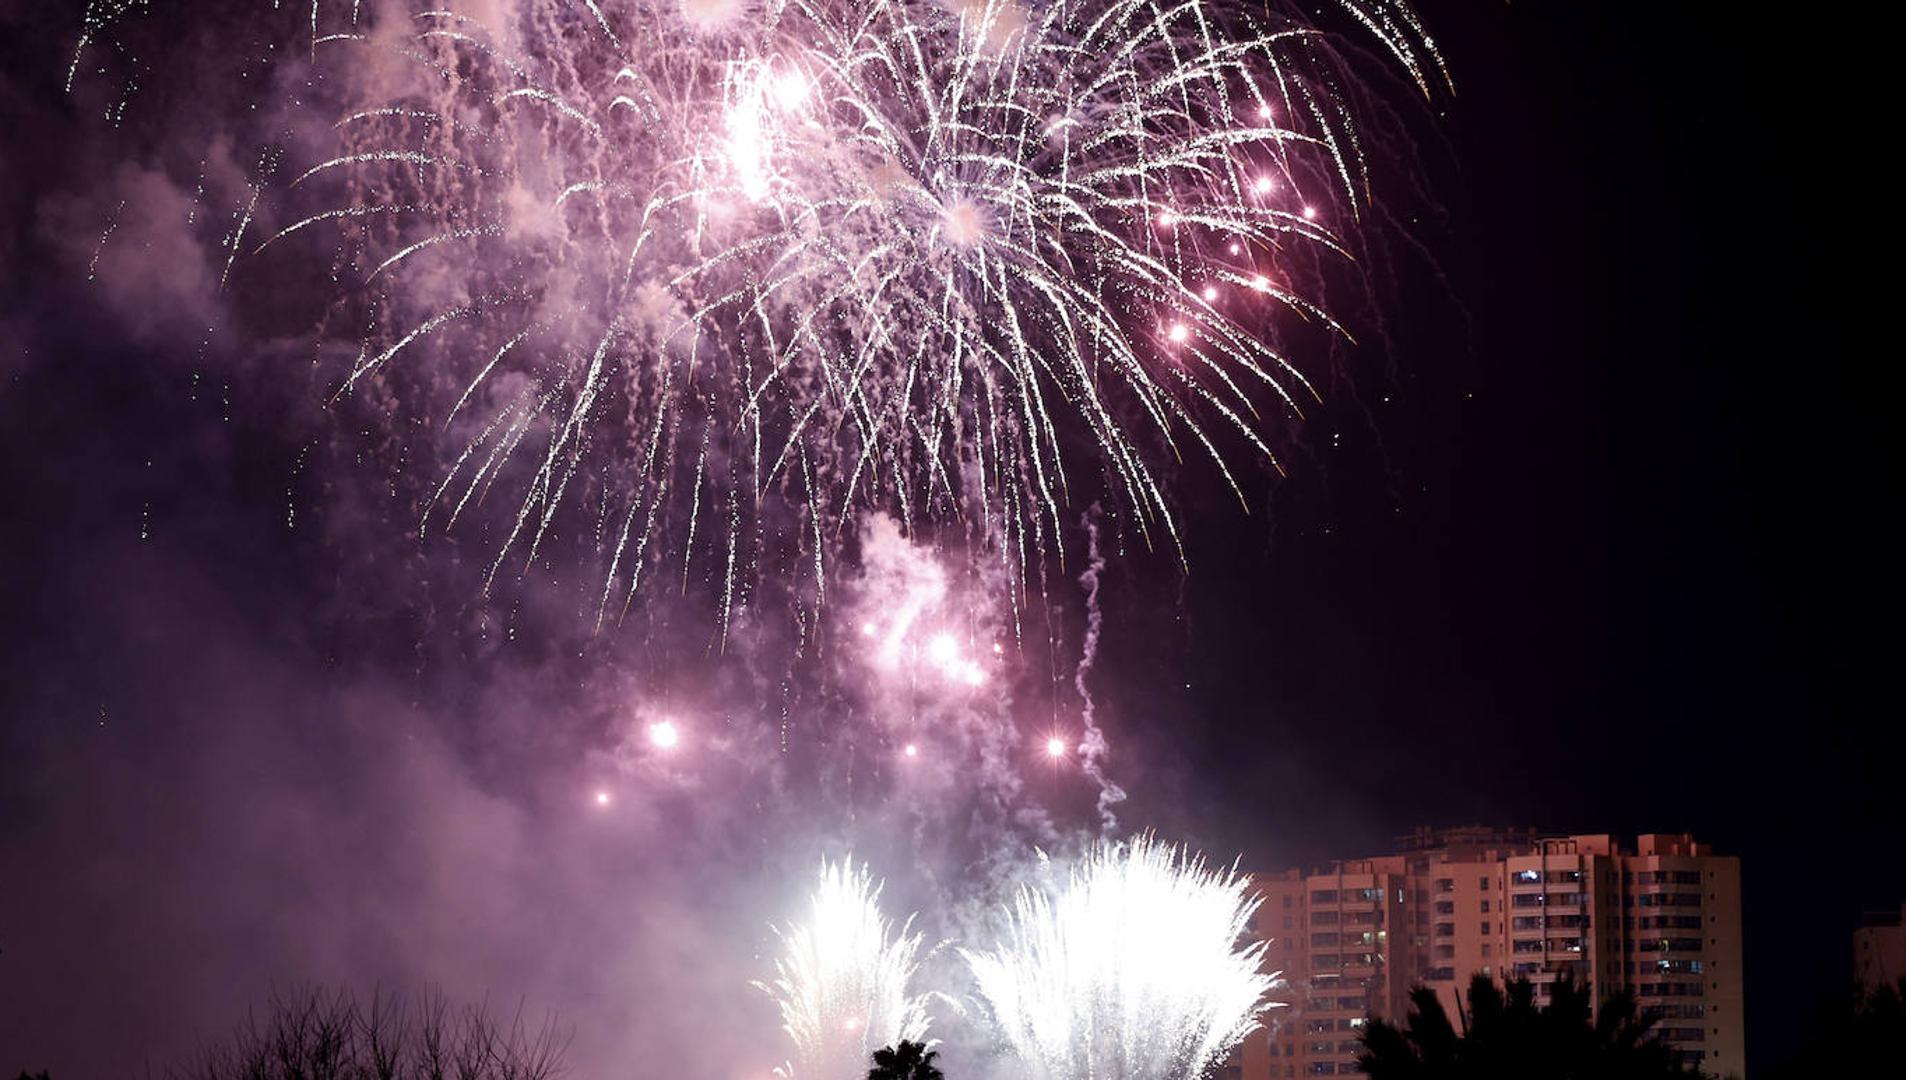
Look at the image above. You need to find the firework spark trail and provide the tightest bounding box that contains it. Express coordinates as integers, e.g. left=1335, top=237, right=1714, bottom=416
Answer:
left=123, top=0, right=1446, bottom=631
left=963, top=834, right=1280, bottom=1080
left=1074, top=504, right=1126, bottom=831
left=757, top=859, right=938, bottom=1079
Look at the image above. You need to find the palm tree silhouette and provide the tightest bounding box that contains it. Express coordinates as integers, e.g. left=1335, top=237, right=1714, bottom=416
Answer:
left=1357, top=971, right=1702, bottom=1079
left=867, top=1040, right=945, bottom=1080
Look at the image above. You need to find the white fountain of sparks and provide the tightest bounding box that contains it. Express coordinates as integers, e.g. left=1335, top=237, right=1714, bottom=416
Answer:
left=963, top=835, right=1280, bottom=1079
left=758, top=859, right=937, bottom=1079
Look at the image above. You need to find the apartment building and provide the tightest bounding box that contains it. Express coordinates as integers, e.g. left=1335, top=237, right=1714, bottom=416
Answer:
left=1236, top=828, right=1745, bottom=1078
left=1854, top=904, right=1906, bottom=993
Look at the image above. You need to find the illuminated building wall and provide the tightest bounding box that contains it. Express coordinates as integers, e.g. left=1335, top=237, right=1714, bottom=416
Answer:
left=1234, top=829, right=1746, bottom=1078
left=1854, top=904, right=1906, bottom=994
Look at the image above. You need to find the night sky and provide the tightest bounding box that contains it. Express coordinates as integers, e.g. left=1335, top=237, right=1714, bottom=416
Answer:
left=0, top=3, right=1893, bottom=1078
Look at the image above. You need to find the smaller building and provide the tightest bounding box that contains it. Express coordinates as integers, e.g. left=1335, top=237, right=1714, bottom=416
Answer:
left=1853, top=905, right=1906, bottom=993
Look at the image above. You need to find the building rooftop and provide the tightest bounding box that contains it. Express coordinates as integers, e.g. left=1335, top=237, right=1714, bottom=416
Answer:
left=1858, top=904, right=1906, bottom=929
left=1393, top=824, right=1541, bottom=852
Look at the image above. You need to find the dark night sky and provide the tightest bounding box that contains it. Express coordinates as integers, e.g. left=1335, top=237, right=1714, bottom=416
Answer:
left=0, top=3, right=1894, bottom=1078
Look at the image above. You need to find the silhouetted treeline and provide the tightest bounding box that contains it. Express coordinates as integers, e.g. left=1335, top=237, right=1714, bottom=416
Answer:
left=1356, top=973, right=1706, bottom=1079
left=157, top=987, right=566, bottom=1080
left=1765, top=978, right=1905, bottom=1079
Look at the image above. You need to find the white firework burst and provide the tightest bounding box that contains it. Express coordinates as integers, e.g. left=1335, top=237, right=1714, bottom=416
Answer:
left=963, top=834, right=1281, bottom=1078
left=757, top=858, right=938, bottom=1078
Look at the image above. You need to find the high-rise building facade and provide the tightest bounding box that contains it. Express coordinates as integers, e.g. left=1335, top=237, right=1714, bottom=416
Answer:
left=1234, top=829, right=1746, bottom=1078
left=1853, top=904, right=1906, bottom=993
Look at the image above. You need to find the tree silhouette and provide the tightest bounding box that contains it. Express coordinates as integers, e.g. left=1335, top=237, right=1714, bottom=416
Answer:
left=1768, top=977, right=1905, bottom=1078
left=1356, top=972, right=1702, bottom=1080
left=867, top=1040, right=944, bottom=1080
left=160, top=986, right=567, bottom=1080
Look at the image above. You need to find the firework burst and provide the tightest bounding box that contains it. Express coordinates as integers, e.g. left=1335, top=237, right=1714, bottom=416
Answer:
left=757, top=858, right=938, bottom=1078
left=963, top=834, right=1279, bottom=1078
left=71, top=0, right=1443, bottom=637
left=226, top=0, right=1441, bottom=630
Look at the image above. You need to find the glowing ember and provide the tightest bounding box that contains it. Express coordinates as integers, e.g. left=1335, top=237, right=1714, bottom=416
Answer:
left=942, top=197, right=986, bottom=246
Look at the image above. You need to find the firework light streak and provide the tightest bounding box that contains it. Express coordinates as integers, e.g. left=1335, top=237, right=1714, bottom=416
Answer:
left=963, top=834, right=1279, bottom=1079
left=757, top=859, right=937, bottom=1079
left=71, top=0, right=1448, bottom=634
